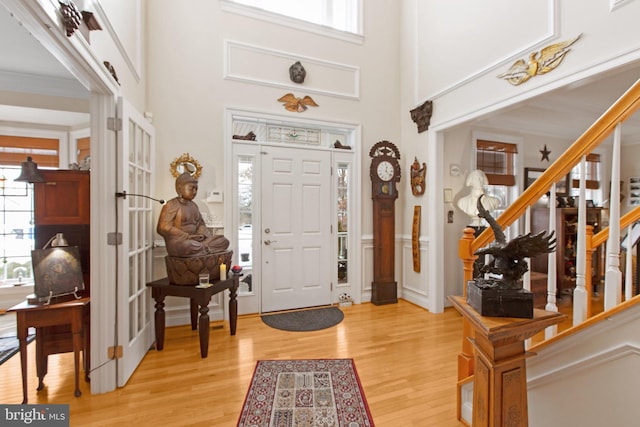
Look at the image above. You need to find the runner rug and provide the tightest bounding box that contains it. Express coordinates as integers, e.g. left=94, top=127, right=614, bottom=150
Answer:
left=237, top=359, right=374, bottom=427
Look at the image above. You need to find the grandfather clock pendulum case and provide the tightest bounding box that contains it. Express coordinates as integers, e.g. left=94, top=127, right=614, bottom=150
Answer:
left=369, top=141, right=401, bottom=305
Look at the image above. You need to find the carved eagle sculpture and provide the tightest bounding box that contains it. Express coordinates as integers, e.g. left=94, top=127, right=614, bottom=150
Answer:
left=277, top=93, right=319, bottom=112
left=497, top=34, right=582, bottom=85
left=474, top=195, right=556, bottom=290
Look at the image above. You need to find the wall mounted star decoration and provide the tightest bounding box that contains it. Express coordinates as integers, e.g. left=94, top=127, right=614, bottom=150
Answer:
left=540, top=144, right=551, bottom=162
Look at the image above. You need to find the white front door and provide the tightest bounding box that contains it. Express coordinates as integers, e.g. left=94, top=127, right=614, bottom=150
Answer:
left=261, top=146, right=332, bottom=312
left=116, top=98, right=156, bottom=386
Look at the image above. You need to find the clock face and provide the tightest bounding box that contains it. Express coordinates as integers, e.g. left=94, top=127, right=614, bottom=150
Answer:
left=376, top=160, right=395, bottom=181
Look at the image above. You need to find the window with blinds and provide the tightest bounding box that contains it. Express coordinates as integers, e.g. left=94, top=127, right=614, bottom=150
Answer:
left=77, top=137, right=90, bottom=164
left=476, top=140, right=517, bottom=186
left=0, top=135, right=59, bottom=168
left=571, top=153, right=600, bottom=189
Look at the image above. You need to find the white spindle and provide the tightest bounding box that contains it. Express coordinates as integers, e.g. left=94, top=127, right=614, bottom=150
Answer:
left=524, top=206, right=531, bottom=292
left=625, top=224, right=633, bottom=301
left=545, top=182, right=559, bottom=339
left=573, top=156, right=588, bottom=325
left=605, top=124, right=623, bottom=309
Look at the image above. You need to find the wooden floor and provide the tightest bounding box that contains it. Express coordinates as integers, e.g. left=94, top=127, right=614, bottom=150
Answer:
left=0, top=300, right=467, bottom=427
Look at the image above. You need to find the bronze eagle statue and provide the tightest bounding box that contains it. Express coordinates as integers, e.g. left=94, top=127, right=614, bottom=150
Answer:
left=474, top=195, right=556, bottom=289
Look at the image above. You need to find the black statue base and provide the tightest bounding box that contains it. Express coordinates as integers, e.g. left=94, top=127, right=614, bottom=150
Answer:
left=466, top=280, right=534, bottom=318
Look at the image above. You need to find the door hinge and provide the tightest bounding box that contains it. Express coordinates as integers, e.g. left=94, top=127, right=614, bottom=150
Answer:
left=108, top=345, right=123, bottom=359
left=107, top=117, right=123, bottom=131
left=107, top=232, right=122, bottom=245
left=331, top=282, right=333, bottom=291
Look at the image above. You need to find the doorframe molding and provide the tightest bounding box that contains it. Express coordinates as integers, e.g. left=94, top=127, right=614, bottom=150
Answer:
left=223, top=107, right=362, bottom=313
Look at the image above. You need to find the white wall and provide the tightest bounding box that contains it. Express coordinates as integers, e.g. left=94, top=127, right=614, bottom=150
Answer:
left=527, top=303, right=640, bottom=427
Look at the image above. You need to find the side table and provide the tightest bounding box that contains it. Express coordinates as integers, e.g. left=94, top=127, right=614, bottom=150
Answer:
left=9, top=297, right=90, bottom=404
left=146, top=274, right=239, bottom=358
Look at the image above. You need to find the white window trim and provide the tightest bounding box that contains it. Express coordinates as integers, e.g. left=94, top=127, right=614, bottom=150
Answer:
left=220, top=0, right=364, bottom=45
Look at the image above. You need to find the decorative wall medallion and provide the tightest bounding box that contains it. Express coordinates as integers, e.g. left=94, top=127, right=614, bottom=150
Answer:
left=289, top=61, right=306, bottom=84
left=277, top=93, right=318, bottom=112
left=498, top=34, right=582, bottom=85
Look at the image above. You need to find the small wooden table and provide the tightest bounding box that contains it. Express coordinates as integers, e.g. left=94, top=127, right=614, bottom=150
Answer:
left=146, top=274, right=239, bottom=358
left=9, top=297, right=90, bottom=404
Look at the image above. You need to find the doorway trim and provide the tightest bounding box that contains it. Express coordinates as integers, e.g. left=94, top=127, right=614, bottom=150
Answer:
left=223, top=107, right=362, bottom=314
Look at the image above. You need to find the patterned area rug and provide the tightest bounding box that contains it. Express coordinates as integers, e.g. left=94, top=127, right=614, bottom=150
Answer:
left=261, top=307, right=344, bottom=332
left=237, top=359, right=374, bottom=427
left=0, top=334, right=34, bottom=366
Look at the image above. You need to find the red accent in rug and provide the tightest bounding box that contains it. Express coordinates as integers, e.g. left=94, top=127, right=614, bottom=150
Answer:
left=237, top=359, right=375, bottom=426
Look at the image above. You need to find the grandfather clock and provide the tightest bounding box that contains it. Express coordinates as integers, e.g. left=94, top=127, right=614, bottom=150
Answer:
left=369, top=141, right=401, bottom=305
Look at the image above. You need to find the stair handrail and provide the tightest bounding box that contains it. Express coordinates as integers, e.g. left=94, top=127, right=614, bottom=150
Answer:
left=469, top=77, right=640, bottom=255
left=591, top=205, right=640, bottom=248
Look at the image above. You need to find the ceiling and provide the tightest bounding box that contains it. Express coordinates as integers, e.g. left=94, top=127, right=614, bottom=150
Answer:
left=1, top=3, right=639, bottom=140
left=0, top=4, right=89, bottom=127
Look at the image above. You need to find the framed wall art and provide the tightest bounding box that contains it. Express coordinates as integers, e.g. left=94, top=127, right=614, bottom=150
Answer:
left=525, top=167, right=570, bottom=196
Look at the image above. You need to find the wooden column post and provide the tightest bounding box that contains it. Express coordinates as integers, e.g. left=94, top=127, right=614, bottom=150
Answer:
left=457, top=227, right=478, bottom=380
left=449, top=296, right=566, bottom=427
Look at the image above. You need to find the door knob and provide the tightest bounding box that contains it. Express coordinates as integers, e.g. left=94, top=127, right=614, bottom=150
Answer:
left=264, top=239, right=277, bottom=245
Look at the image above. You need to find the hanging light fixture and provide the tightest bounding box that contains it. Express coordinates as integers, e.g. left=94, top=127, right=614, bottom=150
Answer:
left=15, top=157, right=45, bottom=183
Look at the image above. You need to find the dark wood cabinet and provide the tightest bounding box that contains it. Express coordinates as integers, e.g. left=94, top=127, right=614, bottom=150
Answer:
left=34, top=169, right=90, bottom=225
left=531, top=207, right=603, bottom=296
left=33, top=170, right=90, bottom=295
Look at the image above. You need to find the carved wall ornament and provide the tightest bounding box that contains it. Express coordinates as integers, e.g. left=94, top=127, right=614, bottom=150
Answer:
left=81, top=11, right=102, bottom=31
left=498, top=34, right=582, bottom=86
left=410, top=157, right=426, bottom=196
left=289, top=61, right=307, bottom=84
left=410, top=100, right=433, bottom=133
left=334, top=140, right=351, bottom=150
left=277, top=93, right=318, bottom=112
left=59, top=0, right=82, bottom=37
left=233, top=131, right=256, bottom=141
left=170, top=153, right=202, bottom=179
left=103, top=61, right=120, bottom=85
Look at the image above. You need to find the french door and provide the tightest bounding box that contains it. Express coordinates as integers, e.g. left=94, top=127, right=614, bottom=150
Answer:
left=116, top=98, right=156, bottom=386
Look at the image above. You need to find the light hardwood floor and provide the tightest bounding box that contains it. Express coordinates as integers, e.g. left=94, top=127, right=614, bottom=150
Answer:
left=0, top=299, right=467, bottom=426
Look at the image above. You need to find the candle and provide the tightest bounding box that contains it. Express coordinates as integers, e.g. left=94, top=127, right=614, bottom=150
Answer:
left=220, top=263, right=227, bottom=280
